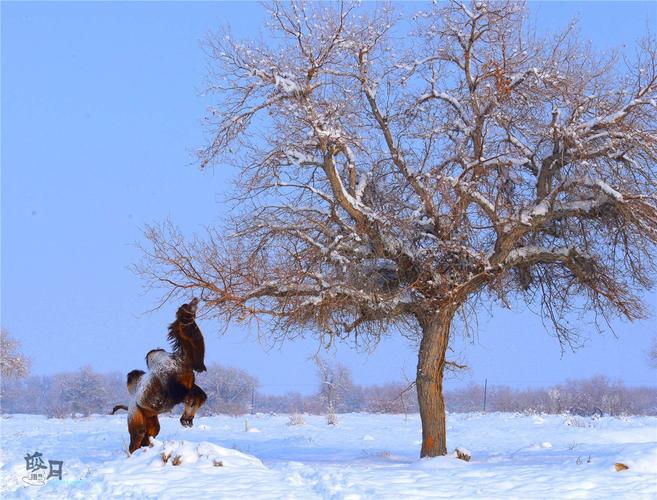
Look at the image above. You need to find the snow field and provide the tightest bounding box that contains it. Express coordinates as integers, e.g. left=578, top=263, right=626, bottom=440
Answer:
left=1, top=412, right=655, bottom=499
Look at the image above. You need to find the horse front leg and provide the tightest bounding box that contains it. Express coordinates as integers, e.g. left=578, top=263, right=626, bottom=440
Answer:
left=180, top=384, right=207, bottom=428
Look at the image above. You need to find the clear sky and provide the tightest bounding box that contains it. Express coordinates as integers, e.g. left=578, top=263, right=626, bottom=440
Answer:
left=2, top=2, right=656, bottom=395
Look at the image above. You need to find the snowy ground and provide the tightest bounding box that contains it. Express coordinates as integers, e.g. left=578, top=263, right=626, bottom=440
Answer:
left=1, top=412, right=656, bottom=499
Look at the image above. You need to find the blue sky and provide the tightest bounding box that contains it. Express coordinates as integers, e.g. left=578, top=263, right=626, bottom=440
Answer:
left=2, top=2, right=656, bottom=394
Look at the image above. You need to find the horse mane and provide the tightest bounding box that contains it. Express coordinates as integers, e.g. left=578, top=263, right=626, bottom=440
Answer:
left=166, top=298, right=206, bottom=372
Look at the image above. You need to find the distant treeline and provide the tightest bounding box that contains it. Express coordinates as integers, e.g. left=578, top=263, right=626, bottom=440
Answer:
left=1, top=364, right=655, bottom=417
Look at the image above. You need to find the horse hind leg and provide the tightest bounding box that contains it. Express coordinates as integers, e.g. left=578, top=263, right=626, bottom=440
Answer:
left=140, top=415, right=161, bottom=448
left=180, top=385, right=207, bottom=428
left=129, top=432, right=146, bottom=454
left=128, top=406, right=147, bottom=454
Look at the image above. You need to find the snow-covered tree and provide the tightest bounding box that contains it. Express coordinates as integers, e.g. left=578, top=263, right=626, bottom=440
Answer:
left=138, top=1, right=657, bottom=456
left=314, top=356, right=354, bottom=415
left=0, top=328, right=29, bottom=379
left=55, top=366, right=110, bottom=417
left=196, top=363, right=258, bottom=415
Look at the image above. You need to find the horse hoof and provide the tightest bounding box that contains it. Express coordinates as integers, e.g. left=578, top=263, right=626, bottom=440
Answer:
left=180, top=417, right=193, bottom=428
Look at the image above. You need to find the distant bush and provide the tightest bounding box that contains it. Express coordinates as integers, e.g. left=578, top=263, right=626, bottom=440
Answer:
left=1, top=368, right=126, bottom=417
left=326, top=405, right=338, bottom=425
left=444, top=376, right=657, bottom=416
left=364, top=382, right=417, bottom=414
left=287, top=413, right=306, bottom=426
left=564, top=415, right=592, bottom=428
left=2, top=366, right=655, bottom=417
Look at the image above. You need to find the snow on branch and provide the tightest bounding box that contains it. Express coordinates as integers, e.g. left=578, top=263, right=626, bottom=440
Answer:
left=449, top=177, right=495, bottom=220
left=502, top=246, right=581, bottom=267
left=517, top=177, right=627, bottom=227
left=575, top=98, right=653, bottom=133
left=418, top=90, right=472, bottom=128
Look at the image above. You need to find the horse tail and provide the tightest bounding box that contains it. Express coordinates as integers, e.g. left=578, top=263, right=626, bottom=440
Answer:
left=111, top=404, right=129, bottom=414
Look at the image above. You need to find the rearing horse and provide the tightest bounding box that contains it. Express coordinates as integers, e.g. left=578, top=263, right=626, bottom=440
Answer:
left=115, top=298, right=208, bottom=453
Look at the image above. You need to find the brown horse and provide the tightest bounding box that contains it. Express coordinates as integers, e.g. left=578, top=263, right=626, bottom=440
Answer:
left=113, top=298, right=208, bottom=453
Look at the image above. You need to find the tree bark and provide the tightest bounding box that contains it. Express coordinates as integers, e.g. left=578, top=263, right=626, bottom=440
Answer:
left=416, top=309, right=454, bottom=457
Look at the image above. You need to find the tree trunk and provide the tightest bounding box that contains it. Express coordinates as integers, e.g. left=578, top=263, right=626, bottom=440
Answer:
left=416, top=309, right=454, bottom=457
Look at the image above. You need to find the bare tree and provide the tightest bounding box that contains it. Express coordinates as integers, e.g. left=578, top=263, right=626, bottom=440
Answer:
left=138, top=1, right=657, bottom=456
left=0, top=328, right=29, bottom=379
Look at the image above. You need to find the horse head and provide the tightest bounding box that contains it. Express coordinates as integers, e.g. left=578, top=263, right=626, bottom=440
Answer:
left=167, top=298, right=206, bottom=372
